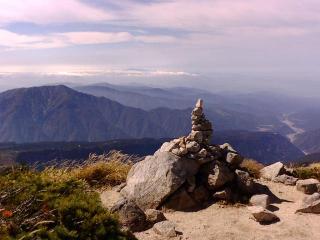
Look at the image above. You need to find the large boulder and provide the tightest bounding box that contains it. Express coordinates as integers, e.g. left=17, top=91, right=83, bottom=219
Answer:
left=296, top=193, right=320, bottom=214
left=121, top=151, right=199, bottom=210
left=296, top=179, right=320, bottom=194
left=260, top=162, right=285, bottom=180
left=110, top=198, right=147, bottom=232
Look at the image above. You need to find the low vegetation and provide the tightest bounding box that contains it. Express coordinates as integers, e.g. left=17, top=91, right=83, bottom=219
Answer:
left=240, top=158, right=264, bottom=179
left=0, top=151, right=136, bottom=240
left=293, top=163, right=320, bottom=181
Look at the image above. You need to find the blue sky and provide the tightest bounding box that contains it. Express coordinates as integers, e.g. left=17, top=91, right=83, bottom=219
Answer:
left=0, top=0, right=319, bottom=94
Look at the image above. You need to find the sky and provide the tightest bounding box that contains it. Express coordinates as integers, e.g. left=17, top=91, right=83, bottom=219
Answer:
left=0, top=0, right=320, bottom=95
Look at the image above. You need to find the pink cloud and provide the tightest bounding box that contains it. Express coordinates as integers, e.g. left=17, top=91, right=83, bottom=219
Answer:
left=0, top=0, right=113, bottom=25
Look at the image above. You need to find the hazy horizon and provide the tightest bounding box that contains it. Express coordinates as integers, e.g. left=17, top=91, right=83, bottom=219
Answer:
left=0, top=0, right=320, bottom=97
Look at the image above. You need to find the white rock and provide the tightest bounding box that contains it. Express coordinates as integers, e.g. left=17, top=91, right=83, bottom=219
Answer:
left=260, top=162, right=285, bottom=180
left=249, top=194, right=270, bottom=208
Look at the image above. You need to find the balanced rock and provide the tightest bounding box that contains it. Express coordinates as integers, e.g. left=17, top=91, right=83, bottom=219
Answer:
left=153, top=220, right=177, bottom=238
left=120, top=151, right=199, bottom=210
left=248, top=206, right=279, bottom=223
left=296, top=179, right=320, bottom=194
left=296, top=193, right=320, bottom=214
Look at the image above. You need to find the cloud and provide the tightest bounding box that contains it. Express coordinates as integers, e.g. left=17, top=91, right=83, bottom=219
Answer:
left=112, top=0, right=320, bottom=35
left=0, top=29, right=177, bottom=50
left=0, top=0, right=113, bottom=25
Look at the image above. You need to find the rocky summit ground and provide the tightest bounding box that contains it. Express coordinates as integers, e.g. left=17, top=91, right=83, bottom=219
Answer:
left=101, top=180, right=320, bottom=240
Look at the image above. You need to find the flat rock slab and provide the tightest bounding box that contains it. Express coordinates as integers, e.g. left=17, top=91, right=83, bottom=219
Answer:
left=296, top=179, right=320, bottom=194
left=121, top=151, right=199, bottom=210
left=248, top=206, right=279, bottom=224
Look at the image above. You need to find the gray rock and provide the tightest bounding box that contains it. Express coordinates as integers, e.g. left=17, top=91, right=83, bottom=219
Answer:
left=198, top=148, right=208, bottom=158
left=110, top=198, right=147, bottom=232
left=162, top=187, right=198, bottom=211
left=153, top=220, right=177, bottom=238
left=235, top=169, right=255, bottom=194
left=260, top=162, right=285, bottom=180
left=248, top=206, right=279, bottom=223
left=188, top=131, right=203, bottom=142
left=296, top=193, right=320, bottom=214
left=192, top=107, right=203, bottom=116
left=196, top=99, right=203, bottom=108
left=145, top=209, right=166, bottom=224
left=157, top=141, right=177, bottom=153
left=249, top=194, right=270, bottom=208
left=226, top=152, right=243, bottom=167
left=121, top=152, right=199, bottom=210
left=208, top=163, right=234, bottom=190
left=273, top=174, right=298, bottom=186
left=296, top=179, right=320, bottom=194
left=186, top=141, right=201, bottom=153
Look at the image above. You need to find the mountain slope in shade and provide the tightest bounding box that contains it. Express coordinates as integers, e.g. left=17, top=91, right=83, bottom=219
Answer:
left=75, top=84, right=299, bottom=134
left=213, top=130, right=305, bottom=164
left=289, top=108, right=320, bottom=132
left=0, top=85, right=168, bottom=142
left=294, top=129, right=320, bottom=154
left=0, top=85, right=289, bottom=143
left=0, top=130, right=305, bottom=166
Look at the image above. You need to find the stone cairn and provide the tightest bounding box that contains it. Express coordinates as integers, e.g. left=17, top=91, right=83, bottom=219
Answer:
left=158, top=99, right=216, bottom=163
left=116, top=99, right=262, bottom=232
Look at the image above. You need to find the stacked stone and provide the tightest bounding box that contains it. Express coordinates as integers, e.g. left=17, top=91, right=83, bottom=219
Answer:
left=189, top=99, right=213, bottom=144
left=157, top=99, right=220, bottom=165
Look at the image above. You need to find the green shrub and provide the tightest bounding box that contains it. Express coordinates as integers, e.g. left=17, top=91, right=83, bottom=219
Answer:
left=294, top=163, right=320, bottom=181
left=0, top=167, right=136, bottom=240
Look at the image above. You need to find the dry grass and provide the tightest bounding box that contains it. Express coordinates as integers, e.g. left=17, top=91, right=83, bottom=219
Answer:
left=240, top=158, right=264, bottom=179
left=293, top=163, right=320, bottom=181
left=39, top=150, right=139, bottom=189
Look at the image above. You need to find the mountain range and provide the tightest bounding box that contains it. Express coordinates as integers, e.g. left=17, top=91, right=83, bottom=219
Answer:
left=1, top=83, right=319, bottom=163
left=0, top=85, right=287, bottom=143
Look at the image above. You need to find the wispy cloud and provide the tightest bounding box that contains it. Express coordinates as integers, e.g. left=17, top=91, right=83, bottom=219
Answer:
left=0, top=29, right=177, bottom=50
left=0, top=0, right=113, bottom=25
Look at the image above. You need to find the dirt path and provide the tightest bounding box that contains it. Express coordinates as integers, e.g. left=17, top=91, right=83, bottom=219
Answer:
left=101, top=181, right=320, bottom=240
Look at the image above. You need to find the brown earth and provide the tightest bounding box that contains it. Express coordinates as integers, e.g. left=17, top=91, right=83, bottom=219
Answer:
left=101, top=180, right=320, bottom=240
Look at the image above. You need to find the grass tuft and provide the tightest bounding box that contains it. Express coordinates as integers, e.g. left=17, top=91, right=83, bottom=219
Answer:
left=240, top=158, right=264, bottom=179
